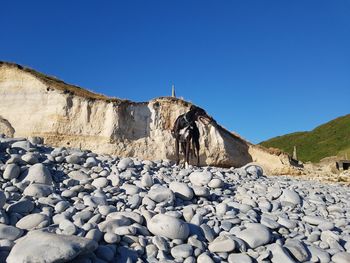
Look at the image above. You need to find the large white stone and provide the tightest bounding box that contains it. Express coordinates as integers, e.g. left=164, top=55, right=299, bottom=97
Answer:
left=16, top=214, right=50, bottom=230
left=308, top=245, right=330, bottom=262
left=23, top=183, right=53, bottom=198
left=148, top=185, right=174, bottom=203
left=65, top=154, right=82, bottom=164
left=197, top=253, right=215, bottom=263
left=284, top=239, right=309, bottom=262
left=236, top=223, right=271, bottom=249
left=120, top=184, right=141, bottom=195
left=332, top=252, right=350, bottom=263
left=118, top=158, right=134, bottom=170
left=68, top=170, right=90, bottom=182
left=303, top=216, right=329, bottom=226
left=148, top=214, right=189, bottom=240
left=141, top=173, right=154, bottom=188
left=208, top=235, right=236, bottom=253
left=189, top=171, right=213, bottom=186
left=192, top=186, right=210, bottom=197
left=3, top=164, right=20, bottom=180
left=7, top=231, right=98, bottom=263
left=107, top=211, right=144, bottom=225
left=279, top=189, right=301, bottom=205
left=92, top=177, right=109, bottom=188
left=171, top=244, right=193, bottom=259
left=85, top=157, right=98, bottom=168
left=98, top=218, right=131, bottom=233
left=216, top=203, right=228, bottom=216
left=24, top=163, right=52, bottom=185
left=11, top=141, right=33, bottom=151
left=268, top=243, right=296, bottom=263
left=169, top=182, right=194, bottom=200
left=208, top=178, right=223, bottom=188
left=21, top=153, right=39, bottom=164
left=228, top=253, right=253, bottom=263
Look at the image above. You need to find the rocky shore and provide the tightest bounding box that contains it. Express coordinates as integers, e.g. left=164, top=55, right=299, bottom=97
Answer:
left=0, top=136, right=350, bottom=263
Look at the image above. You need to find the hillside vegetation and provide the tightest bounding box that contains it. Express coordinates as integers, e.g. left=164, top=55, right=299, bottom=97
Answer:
left=260, top=114, right=350, bottom=163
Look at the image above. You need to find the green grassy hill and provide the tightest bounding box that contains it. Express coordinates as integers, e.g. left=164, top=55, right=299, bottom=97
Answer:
left=260, top=114, right=350, bottom=163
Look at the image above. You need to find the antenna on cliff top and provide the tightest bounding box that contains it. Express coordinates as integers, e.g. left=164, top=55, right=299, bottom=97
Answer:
left=171, top=84, right=176, bottom=98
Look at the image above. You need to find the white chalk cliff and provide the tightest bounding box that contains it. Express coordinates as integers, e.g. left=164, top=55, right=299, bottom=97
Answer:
left=0, top=62, right=298, bottom=174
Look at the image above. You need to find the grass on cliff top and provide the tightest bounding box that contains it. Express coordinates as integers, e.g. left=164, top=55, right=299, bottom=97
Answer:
left=0, top=61, right=124, bottom=103
left=1, top=61, right=192, bottom=107
left=260, top=114, right=350, bottom=163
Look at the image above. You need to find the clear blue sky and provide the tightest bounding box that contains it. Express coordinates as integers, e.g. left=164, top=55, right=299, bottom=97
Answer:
left=1, top=1, right=349, bottom=143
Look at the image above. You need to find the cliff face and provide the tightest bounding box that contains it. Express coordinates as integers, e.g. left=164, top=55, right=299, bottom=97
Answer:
left=0, top=62, right=297, bottom=174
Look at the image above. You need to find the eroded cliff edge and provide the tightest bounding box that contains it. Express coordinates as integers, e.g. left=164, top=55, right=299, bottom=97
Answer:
left=0, top=62, right=298, bottom=174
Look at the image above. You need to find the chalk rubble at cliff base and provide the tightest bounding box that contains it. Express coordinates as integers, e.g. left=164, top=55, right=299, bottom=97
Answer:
left=0, top=136, right=350, bottom=263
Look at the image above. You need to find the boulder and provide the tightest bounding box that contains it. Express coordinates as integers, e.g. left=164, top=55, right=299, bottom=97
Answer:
left=148, top=214, right=189, bottom=240
left=0, top=224, right=23, bottom=241
left=236, top=223, right=271, bottom=249
left=7, top=231, right=98, bottom=263
left=189, top=171, right=213, bottom=186
left=16, top=214, right=50, bottom=230
left=24, top=163, right=52, bottom=185
left=3, top=164, right=20, bottom=180
left=169, top=182, right=194, bottom=200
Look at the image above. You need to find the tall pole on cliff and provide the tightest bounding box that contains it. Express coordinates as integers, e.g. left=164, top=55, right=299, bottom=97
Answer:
left=172, top=85, right=176, bottom=98
left=293, top=146, right=298, bottom=160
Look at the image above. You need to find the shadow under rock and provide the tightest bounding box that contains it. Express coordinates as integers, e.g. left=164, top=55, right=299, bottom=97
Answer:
left=116, top=246, right=139, bottom=263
